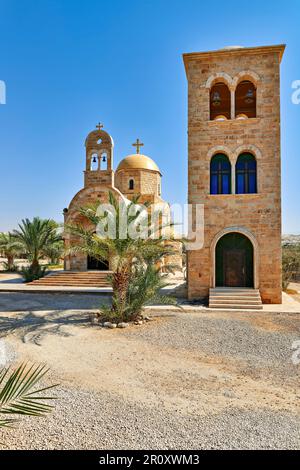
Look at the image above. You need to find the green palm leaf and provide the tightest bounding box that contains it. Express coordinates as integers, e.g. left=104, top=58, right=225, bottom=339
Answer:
left=0, top=363, right=57, bottom=427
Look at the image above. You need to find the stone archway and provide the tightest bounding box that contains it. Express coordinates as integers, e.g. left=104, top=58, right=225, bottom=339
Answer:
left=87, top=255, right=109, bottom=271
left=211, top=227, right=259, bottom=288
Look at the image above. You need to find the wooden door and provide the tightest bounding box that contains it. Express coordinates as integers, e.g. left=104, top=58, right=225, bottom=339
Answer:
left=224, top=249, right=246, bottom=287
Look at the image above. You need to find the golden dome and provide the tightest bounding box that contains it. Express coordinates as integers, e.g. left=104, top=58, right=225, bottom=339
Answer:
left=116, top=154, right=161, bottom=174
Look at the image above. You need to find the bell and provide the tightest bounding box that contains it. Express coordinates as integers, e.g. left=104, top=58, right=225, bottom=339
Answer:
left=245, top=89, right=254, bottom=104
left=102, top=155, right=106, bottom=163
left=212, top=91, right=221, bottom=107
left=92, top=156, right=97, bottom=163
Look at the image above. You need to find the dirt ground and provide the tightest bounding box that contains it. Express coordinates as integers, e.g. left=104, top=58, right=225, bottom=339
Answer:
left=0, top=292, right=299, bottom=449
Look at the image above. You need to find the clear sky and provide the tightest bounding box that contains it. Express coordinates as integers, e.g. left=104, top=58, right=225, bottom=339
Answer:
left=0, top=0, right=299, bottom=233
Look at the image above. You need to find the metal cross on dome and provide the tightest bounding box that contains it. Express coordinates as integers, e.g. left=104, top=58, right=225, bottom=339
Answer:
left=96, top=123, right=103, bottom=130
left=132, top=138, right=144, bottom=154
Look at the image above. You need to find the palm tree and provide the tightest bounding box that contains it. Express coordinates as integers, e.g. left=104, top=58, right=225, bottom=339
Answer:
left=12, top=218, right=61, bottom=278
left=0, top=363, right=56, bottom=428
left=66, top=191, right=180, bottom=321
left=43, top=240, right=64, bottom=265
left=0, top=232, right=21, bottom=271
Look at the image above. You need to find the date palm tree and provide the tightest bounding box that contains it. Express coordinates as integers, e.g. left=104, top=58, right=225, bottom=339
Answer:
left=0, top=363, right=56, bottom=428
left=66, top=191, right=180, bottom=321
left=12, top=218, right=61, bottom=279
left=0, top=232, right=21, bottom=271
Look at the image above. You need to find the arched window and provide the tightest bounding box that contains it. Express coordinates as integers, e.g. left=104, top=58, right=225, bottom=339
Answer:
left=100, top=152, right=107, bottom=170
left=210, top=154, right=231, bottom=194
left=236, top=153, right=257, bottom=194
left=129, top=178, right=134, bottom=190
left=90, top=153, right=98, bottom=171
left=210, top=82, right=231, bottom=120
left=235, top=80, right=256, bottom=118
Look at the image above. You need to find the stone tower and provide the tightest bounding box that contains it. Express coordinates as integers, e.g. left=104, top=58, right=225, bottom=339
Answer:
left=183, top=44, right=285, bottom=303
left=84, top=123, right=114, bottom=188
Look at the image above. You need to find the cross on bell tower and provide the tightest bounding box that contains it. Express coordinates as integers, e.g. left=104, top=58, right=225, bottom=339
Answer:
left=132, top=138, right=144, bottom=154
left=96, top=122, right=103, bottom=131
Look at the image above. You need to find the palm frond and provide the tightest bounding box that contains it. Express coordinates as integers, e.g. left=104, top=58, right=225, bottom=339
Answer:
left=0, top=363, right=57, bottom=427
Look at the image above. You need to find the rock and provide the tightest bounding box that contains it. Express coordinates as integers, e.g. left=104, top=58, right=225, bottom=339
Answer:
left=223, top=390, right=236, bottom=399
left=103, top=322, right=117, bottom=329
left=117, top=322, right=129, bottom=328
left=143, top=315, right=151, bottom=322
left=90, top=315, right=99, bottom=324
left=135, top=320, right=144, bottom=325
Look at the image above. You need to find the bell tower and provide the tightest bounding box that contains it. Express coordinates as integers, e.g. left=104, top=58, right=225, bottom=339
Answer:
left=84, top=123, right=114, bottom=188
left=183, top=44, right=285, bottom=304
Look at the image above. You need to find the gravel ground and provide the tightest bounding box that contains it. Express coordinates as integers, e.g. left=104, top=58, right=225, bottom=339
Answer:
left=0, top=299, right=299, bottom=450
left=2, top=386, right=299, bottom=450
left=126, top=312, right=300, bottom=386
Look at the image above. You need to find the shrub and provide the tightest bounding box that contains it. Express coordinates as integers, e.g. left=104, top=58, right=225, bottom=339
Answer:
left=2, top=261, right=19, bottom=272
left=99, top=266, right=177, bottom=323
left=282, top=244, right=300, bottom=290
left=21, top=264, right=47, bottom=282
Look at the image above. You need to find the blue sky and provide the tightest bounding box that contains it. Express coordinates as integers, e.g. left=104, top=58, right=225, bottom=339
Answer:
left=0, top=0, right=299, bottom=233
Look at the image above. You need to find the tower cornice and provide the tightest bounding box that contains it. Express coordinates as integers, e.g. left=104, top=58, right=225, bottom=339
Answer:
left=183, top=44, right=286, bottom=75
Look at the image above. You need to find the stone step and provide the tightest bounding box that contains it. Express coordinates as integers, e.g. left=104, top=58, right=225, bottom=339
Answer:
left=45, top=274, right=110, bottom=276
left=30, top=281, right=110, bottom=285
left=28, top=271, right=111, bottom=287
left=30, top=282, right=110, bottom=286
left=210, top=293, right=261, bottom=298
left=209, top=287, right=259, bottom=294
left=209, top=303, right=263, bottom=310
left=39, top=276, right=110, bottom=279
left=209, top=287, right=262, bottom=310
left=209, top=299, right=262, bottom=305
left=209, top=292, right=260, bottom=299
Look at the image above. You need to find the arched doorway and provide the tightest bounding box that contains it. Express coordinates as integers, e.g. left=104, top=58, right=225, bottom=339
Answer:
left=87, top=256, right=109, bottom=271
left=215, top=232, right=254, bottom=287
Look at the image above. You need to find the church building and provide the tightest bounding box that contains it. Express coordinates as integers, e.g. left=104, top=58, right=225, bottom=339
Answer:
left=183, top=44, right=285, bottom=304
left=63, top=126, right=179, bottom=272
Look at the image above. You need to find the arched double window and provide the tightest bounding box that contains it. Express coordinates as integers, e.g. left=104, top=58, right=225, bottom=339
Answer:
left=235, top=80, right=256, bottom=118
left=210, top=82, right=231, bottom=121
left=236, top=153, right=257, bottom=194
left=210, top=154, right=231, bottom=194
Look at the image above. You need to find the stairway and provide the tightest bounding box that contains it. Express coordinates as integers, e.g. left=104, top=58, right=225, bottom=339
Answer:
left=209, top=288, right=263, bottom=310
left=29, top=271, right=112, bottom=288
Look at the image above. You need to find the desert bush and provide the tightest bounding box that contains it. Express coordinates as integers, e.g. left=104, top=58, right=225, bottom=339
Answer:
left=2, top=261, right=19, bottom=272
left=21, top=264, right=47, bottom=282
left=282, top=243, right=300, bottom=290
